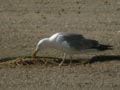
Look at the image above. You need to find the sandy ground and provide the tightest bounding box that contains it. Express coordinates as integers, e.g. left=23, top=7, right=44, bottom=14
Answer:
left=0, top=0, right=120, bottom=90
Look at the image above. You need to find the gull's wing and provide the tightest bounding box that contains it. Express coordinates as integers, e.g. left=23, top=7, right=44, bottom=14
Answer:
left=62, top=33, right=99, bottom=50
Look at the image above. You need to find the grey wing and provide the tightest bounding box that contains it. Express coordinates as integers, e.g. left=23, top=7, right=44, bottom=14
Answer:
left=63, top=34, right=99, bottom=50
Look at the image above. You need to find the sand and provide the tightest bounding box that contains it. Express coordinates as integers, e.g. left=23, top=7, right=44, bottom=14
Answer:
left=0, top=0, right=120, bottom=90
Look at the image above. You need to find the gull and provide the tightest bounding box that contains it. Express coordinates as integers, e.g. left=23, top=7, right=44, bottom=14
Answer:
left=32, top=32, right=112, bottom=66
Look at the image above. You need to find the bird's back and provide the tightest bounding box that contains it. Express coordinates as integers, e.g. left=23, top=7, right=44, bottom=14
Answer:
left=49, top=32, right=63, bottom=41
left=62, top=33, right=96, bottom=50
left=49, top=32, right=98, bottom=49
left=49, top=32, right=112, bottom=53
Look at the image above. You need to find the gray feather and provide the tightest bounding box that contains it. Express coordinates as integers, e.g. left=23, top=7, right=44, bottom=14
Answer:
left=63, top=34, right=99, bottom=50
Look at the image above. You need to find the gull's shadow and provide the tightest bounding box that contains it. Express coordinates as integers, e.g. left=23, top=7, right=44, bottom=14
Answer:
left=0, top=55, right=120, bottom=65
left=0, top=56, right=38, bottom=63
left=51, top=55, right=120, bottom=64
left=89, top=55, right=120, bottom=63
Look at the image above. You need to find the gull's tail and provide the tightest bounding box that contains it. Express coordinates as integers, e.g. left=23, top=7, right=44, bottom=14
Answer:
left=96, top=44, right=113, bottom=51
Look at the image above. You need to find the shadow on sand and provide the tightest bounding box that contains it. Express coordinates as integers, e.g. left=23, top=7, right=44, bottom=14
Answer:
left=0, top=55, right=120, bottom=65
left=54, top=55, right=120, bottom=65
left=89, top=55, right=120, bottom=63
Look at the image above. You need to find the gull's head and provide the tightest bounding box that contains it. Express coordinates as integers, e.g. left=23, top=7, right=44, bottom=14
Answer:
left=32, top=38, right=51, bottom=57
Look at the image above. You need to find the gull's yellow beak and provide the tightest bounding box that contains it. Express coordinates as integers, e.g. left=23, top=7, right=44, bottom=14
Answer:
left=32, top=50, right=38, bottom=57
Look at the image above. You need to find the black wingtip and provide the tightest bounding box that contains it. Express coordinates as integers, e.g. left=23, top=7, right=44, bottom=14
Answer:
left=97, top=44, right=113, bottom=51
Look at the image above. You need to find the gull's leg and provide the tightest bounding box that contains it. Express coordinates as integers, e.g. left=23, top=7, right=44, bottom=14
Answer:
left=43, top=58, right=48, bottom=65
left=59, top=53, right=66, bottom=67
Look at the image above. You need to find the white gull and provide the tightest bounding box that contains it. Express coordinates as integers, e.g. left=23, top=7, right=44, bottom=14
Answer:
left=32, top=32, right=112, bottom=66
